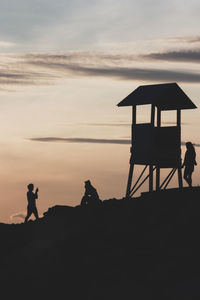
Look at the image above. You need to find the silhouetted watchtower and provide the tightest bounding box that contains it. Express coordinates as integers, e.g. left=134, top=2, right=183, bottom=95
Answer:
left=117, top=83, right=197, bottom=197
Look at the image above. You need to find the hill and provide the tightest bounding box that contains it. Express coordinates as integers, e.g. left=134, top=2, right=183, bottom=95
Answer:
left=1, top=187, right=200, bottom=299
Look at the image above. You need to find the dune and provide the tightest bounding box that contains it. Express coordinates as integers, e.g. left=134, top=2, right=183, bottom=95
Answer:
left=1, top=187, right=200, bottom=299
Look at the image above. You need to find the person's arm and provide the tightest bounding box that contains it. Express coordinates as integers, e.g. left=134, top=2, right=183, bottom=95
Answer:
left=84, top=187, right=89, bottom=197
left=182, top=152, right=187, bottom=167
left=94, top=188, right=99, bottom=199
left=35, top=188, right=39, bottom=199
left=27, top=192, right=30, bottom=202
left=193, top=151, right=197, bottom=165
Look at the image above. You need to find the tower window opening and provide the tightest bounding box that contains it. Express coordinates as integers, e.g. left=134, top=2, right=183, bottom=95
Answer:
left=136, top=104, right=151, bottom=124
left=161, top=110, right=177, bottom=127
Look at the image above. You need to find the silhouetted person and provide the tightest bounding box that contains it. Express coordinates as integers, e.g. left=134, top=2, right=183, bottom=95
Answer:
left=182, top=142, right=197, bottom=187
left=24, top=183, right=39, bottom=222
left=81, top=180, right=100, bottom=207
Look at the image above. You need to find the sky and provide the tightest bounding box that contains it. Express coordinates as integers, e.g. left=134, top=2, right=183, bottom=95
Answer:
left=1, top=0, right=200, bottom=223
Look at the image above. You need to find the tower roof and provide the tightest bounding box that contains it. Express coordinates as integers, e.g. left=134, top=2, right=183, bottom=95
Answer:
left=117, top=83, right=197, bottom=110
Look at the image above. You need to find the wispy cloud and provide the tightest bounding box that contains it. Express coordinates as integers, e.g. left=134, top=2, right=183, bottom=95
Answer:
left=80, top=122, right=189, bottom=126
left=1, top=51, right=200, bottom=89
left=10, top=212, right=25, bottom=221
left=24, top=52, right=138, bottom=65
left=30, top=63, right=200, bottom=82
left=0, top=41, right=16, bottom=48
left=142, top=49, right=200, bottom=63
left=0, top=57, right=57, bottom=86
left=24, top=53, right=200, bottom=82
left=29, top=137, right=200, bottom=146
left=81, top=122, right=130, bottom=127
left=29, top=137, right=131, bottom=144
left=29, top=137, right=200, bottom=148
left=166, top=36, right=200, bottom=44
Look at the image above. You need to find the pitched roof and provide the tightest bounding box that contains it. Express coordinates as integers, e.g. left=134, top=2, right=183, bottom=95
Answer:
left=117, top=83, right=197, bottom=110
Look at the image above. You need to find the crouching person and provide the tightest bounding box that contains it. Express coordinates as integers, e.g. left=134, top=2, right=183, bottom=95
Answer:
left=80, top=180, right=101, bottom=207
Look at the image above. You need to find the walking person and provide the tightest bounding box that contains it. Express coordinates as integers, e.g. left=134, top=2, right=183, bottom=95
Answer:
left=24, top=183, right=39, bottom=222
left=182, top=142, right=197, bottom=187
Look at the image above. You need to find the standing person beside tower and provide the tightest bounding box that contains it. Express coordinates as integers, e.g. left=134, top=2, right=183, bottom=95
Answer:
left=182, top=142, right=197, bottom=187
left=24, top=183, right=39, bottom=222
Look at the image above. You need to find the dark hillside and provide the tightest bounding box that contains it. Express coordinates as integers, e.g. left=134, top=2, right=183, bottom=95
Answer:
left=1, top=187, right=200, bottom=299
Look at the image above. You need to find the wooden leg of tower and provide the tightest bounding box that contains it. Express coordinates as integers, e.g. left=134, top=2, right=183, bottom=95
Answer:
left=156, top=166, right=160, bottom=190
left=149, top=164, right=153, bottom=192
left=178, top=166, right=183, bottom=188
left=126, top=162, right=134, bottom=198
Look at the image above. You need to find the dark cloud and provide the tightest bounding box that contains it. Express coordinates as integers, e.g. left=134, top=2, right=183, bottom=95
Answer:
left=25, top=59, right=200, bottom=83
left=23, top=52, right=137, bottom=64
left=29, top=137, right=200, bottom=147
left=0, top=65, right=56, bottom=86
left=23, top=51, right=200, bottom=82
left=142, top=50, right=200, bottom=63
left=2, top=51, right=200, bottom=88
left=29, top=137, right=130, bottom=144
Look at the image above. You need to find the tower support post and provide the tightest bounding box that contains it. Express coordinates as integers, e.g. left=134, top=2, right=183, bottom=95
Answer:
left=149, top=104, right=155, bottom=192
left=177, top=110, right=183, bottom=188
left=126, top=105, right=136, bottom=197
left=126, top=160, right=134, bottom=198
left=156, top=108, right=161, bottom=190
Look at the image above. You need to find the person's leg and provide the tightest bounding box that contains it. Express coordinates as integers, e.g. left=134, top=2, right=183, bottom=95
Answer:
left=32, top=206, right=39, bottom=220
left=183, top=167, right=189, bottom=185
left=81, top=196, right=87, bottom=206
left=24, top=206, right=32, bottom=223
left=187, top=170, right=193, bottom=187
left=184, top=166, right=193, bottom=187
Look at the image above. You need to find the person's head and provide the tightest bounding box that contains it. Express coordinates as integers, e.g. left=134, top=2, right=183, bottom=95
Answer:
left=84, top=180, right=91, bottom=187
left=186, top=142, right=194, bottom=150
left=27, top=183, right=34, bottom=191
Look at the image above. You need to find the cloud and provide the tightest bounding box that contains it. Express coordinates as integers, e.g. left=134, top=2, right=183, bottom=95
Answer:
left=10, top=211, right=43, bottom=222
left=21, top=53, right=200, bottom=83
left=23, top=55, right=200, bottom=83
left=10, top=212, right=26, bottom=221
left=29, top=137, right=200, bottom=148
left=166, top=36, right=200, bottom=44
left=29, top=137, right=131, bottom=145
left=81, top=122, right=188, bottom=126
left=142, top=49, right=200, bottom=63
left=29, top=137, right=200, bottom=147
left=0, top=41, right=16, bottom=48
left=81, top=122, right=130, bottom=127
left=0, top=55, right=58, bottom=86
left=24, top=52, right=137, bottom=66
left=2, top=51, right=200, bottom=89
left=50, top=64, right=200, bottom=83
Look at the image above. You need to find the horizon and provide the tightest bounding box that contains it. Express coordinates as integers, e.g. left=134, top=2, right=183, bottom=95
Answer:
left=1, top=0, right=200, bottom=223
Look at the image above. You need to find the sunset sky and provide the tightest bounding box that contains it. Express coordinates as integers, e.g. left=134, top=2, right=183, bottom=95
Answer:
left=1, top=0, right=200, bottom=223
